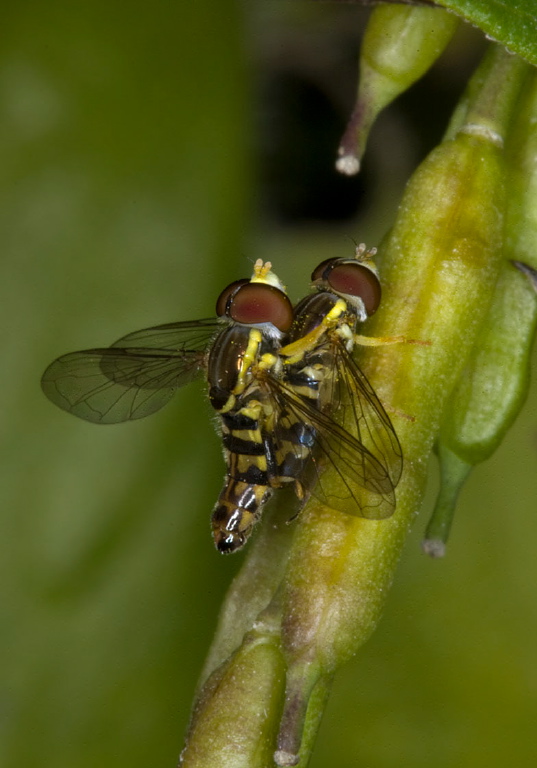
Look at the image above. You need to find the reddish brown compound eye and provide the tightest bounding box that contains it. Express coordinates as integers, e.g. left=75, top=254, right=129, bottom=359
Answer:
left=327, top=262, right=381, bottom=315
left=215, top=279, right=250, bottom=317
left=311, top=257, right=340, bottom=283
left=227, top=283, right=293, bottom=331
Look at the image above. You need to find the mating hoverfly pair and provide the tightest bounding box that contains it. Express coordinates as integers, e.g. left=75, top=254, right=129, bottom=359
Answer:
left=41, top=245, right=402, bottom=553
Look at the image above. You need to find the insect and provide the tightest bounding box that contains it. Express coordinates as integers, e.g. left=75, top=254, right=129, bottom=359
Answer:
left=41, top=260, right=295, bottom=553
left=277, top=244, right=403, bottom=520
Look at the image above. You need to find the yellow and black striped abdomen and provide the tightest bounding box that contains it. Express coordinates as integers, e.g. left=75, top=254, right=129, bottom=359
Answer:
left=220, top=407, right=274, bottom=484
left=211, top=478, right=272, bottom=553
left=272, top=367, right=320, bottom=495
left=212, top=402, right=277, bottom=553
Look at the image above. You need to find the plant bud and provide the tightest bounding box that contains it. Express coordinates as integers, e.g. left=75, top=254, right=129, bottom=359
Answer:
left=425, top=66, right=536, bottom=557
left=181, top=619, right=285, bottom=768
left=337, top=6, right=459, bottom=174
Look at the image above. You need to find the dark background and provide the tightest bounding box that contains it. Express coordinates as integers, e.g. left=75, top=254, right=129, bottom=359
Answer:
left=1, top=2, right=536, bottom=767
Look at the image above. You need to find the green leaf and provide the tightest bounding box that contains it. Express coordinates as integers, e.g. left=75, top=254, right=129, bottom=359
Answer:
left=436, top=0, right=537, bottom=66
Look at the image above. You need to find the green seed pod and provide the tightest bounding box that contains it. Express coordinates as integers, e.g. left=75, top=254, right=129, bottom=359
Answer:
left=425, top=68, right=537, bottom=557
left=181, top=617, right=285, bottom=768
left=337, top=5, right=459, bottom=174
left=277, top=45, right=527, bottom=764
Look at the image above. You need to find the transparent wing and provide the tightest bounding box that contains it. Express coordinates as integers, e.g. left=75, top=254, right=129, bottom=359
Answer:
left=41, top=319, right=220, bottom=424
left=110, top=318, right=221, bottom=351
left=267, top=377, right=396, bottom=520
left=329, top=340, right=403, bottom=487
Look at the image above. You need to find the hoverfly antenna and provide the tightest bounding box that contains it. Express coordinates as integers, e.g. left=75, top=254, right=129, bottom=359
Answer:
left=355, top=242, right=377, bottom=260
left=251, top=259, right=287, bottom=293
left=253, top=259, right=272, bottom=280
left=354, top=243, right=378, bottom=275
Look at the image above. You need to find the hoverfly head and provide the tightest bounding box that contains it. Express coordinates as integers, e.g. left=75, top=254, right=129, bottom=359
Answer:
left=215, top=260, right=293, bottom=335
left=310, top=244, right=381, bottom=322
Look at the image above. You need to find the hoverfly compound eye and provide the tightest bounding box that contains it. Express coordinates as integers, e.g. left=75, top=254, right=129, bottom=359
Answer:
left=327, top=262, right=381, bottom=315
left=216, top=279, right=250, bottom=317
left=227, top=283, right=293, bottom=331
left=311, top=257, right=340, bottom=283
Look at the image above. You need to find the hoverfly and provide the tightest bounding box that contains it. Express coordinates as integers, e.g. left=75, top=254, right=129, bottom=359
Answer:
left=41, top=260, right=295, bottom=553
left=278, top=244, right=402, bottom=519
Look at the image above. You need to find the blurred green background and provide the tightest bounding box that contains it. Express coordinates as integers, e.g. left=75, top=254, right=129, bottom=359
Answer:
left=1, top=2, right=536, bottom=767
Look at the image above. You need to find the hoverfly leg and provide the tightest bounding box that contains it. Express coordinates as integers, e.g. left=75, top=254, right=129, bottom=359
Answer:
left=351, top=333, right=427, bottom=422
left=354, top=333, right=431, bottom=348
left=263, top=434, right=283, bottom=487
left=383, top=403, right=416, bottom=423
left=289, top=479, right=311, bottom=521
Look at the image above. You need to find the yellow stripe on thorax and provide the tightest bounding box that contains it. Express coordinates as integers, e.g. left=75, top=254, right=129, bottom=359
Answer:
left=233, top=328, right=263, bottom=396
left=280, top=298, right=347, bottom=364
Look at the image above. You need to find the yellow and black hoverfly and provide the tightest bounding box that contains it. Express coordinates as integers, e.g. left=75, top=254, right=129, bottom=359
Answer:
left=278, top=244, right=403, bottom=520
left=41, top=260, right=295, bottom=553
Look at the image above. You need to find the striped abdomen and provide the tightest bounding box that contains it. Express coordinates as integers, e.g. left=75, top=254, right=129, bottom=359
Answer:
left=212, top=406, right=276, bottom=553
